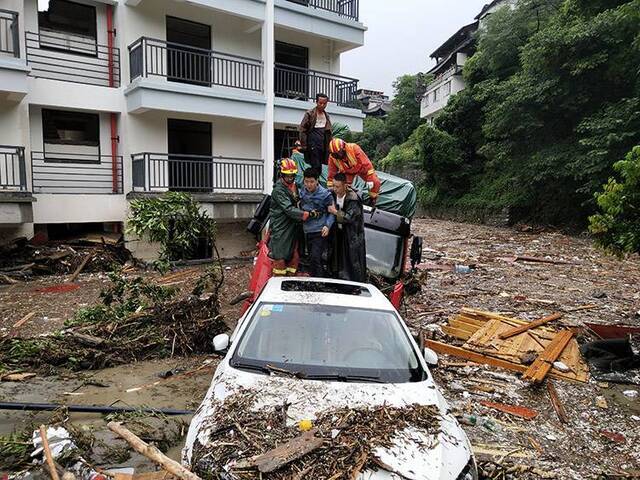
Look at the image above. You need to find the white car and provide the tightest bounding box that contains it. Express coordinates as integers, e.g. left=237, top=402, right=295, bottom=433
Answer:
left=183, top=277, right=477, bottom=480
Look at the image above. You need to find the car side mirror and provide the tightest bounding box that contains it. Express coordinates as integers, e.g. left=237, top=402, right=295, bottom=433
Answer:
left=410, top=236, right=423, bottom=269
left=213, top=334, right=230, bottom=353
left=423, top=347, right=438, bottom=367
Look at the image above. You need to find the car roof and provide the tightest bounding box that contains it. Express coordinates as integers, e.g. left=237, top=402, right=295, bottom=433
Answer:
left=257, top=277, right=395, bottom=312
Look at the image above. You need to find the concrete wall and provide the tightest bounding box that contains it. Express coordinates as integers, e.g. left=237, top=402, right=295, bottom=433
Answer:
left=275, top=27, right=338, bottom=73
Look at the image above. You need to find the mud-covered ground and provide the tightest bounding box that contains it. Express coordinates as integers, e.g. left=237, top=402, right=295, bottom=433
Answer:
left=1, top=218, right=639, bottom=478
left=405, top=218, right=640, bottom=479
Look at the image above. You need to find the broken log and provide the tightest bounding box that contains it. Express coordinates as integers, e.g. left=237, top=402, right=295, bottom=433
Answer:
left=67, top=254, right=92, bottom=283
left=235, top=430, right=323, bottom=473
left=522, top=330, right=575, bottom=383
left=108, top=422, right=202, bottom=480
left=498, top=312, right=562, bottom=340
left=40, top=425, right=60, bottom=480
left=12, top=311, right=36, bottom=330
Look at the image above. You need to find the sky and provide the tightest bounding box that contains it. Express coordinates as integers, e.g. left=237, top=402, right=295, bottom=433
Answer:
left=341, top=0, right=491, bottom=97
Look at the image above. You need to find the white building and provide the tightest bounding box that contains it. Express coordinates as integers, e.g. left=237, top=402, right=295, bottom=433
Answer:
left=0, top=0, right=365, bottom=256
left=419, top=0, right=516, bottom=123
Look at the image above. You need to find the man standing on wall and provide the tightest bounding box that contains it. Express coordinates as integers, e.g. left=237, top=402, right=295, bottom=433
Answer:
left=328, top=172, right=367, bottom=283
left=299, top=93, right=333, bottom=170
left=300, top=167, right=335, bottom=278
left=269, top=158, right=316, bottom=276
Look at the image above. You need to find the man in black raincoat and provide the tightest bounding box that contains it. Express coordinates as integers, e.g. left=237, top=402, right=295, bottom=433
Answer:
left=328, top=173, right=367, bottom=282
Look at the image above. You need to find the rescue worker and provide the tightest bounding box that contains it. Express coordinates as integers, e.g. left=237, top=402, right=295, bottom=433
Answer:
left=269, top=158, right=318, bottom=276
left=299, top=93, right=332, bottom=170
left=300, top=167, right=335, bottom=278
left=327, top=138, right=381, bottom=206
left=328, top=172, right=367, bottom=282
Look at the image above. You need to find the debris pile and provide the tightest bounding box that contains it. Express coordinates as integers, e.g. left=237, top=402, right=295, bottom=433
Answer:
left=190, top=392, right=440, bottom=479
left=0, top=233, right=132, bottom=282
left=0, top=269, right=225, bottom=371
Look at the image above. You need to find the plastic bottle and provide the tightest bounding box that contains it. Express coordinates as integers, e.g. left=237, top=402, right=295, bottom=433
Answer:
left=454, top=265, right=473, bottom=274
left=459, top=414, right=498, bottom=431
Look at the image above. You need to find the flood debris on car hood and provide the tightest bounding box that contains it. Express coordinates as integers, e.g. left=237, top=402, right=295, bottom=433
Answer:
left=186, top=388, right=444, bottom=480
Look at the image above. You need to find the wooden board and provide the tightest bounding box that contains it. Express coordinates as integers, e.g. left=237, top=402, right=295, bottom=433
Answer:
left=439, top=309, right=589, bottom=383
left=522, top=330, right=575, bottom=383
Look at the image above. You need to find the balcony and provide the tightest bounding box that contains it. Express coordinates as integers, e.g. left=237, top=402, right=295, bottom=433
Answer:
left=286, top=0, right=360, bottom=21
left=0, top=10, right=28, bottom=101
left=31, top=151, right=123, bottom=194
left=131, top=153, right=264, bottom=193
left=1, top=145, right=27, bottom=191
left=129, top=37, right=263, bottom=92
left=25, top=30, right=120, bottom=88
left=275, top=63, right=358, bottom=107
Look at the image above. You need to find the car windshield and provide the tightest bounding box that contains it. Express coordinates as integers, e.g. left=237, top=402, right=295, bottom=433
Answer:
left=232, top=303, right=425, bottom=383
left=365, top=228, right=404, bottom=279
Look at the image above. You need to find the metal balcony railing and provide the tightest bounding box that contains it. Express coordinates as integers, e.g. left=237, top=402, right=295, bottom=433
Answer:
left=275, top=63, right=358, bottom=107
left=0, top=146, right=27, bottom=191
left=132, top=153, right=264, bottom=193
left=286, top=0, right=359, bottom=21
left=0, top=9, right=20, bottom=57
left=128, top=37, right=263, bottom=92
left=25, top=30, right=120, bottom=87
left=425, top=64, right=463, bottom=91
left=31, top=151, right=123, bottom=194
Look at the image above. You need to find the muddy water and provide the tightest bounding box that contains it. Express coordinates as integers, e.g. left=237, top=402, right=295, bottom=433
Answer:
left=0, top=355, right=219, bottom=469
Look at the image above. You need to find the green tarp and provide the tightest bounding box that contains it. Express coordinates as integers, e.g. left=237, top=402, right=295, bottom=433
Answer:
left=290, top=151, right=417, bottom=219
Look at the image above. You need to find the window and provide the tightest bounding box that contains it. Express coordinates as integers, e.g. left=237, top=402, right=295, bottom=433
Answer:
left=444, top=81, right=452, bottom=96
left=433, top=88, right=439, bottom=102
left=38, top=0, right=97, bottom=38
left=38, top=0, right=97, bottom=56
left=166, top=16, right=212, bottom=86
left=42, top=109, right=100, bottom=163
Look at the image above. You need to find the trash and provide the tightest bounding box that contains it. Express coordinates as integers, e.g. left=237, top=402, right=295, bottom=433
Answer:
left=623, top=390, right=638, bottom=398
left=553, top=361, right=571, bottom=373
left=297, top=419, right=313, bottom=432
left=459, top=414, right=499, bottom=431
left=454, top=265, right=473, bottom=274
left=595, top=396, right=609, bottom=409
left=581, top=337, right=640, bottom=385
left=499, top=255, right=572, bottom=265
left=34, top=284, right=82, bottom=294
left=32, top=426, right=75, bottom=460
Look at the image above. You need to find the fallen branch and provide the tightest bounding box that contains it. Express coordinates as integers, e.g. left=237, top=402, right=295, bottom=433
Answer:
left=67, top=254, right=92, bottom=283
left=546, top=381, right=568, bottom=423
left=108, top=422, right=202, bottom=480
left=39, top=425, right=60, bottom=480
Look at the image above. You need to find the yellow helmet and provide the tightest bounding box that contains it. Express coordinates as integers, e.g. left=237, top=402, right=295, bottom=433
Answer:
left=280, top=158, right=298, bottom=175
left=329, top=138, right=346, bottom=155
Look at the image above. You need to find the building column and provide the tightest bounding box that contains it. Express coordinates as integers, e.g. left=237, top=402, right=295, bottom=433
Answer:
left=262, top=0, right=275, bottom=194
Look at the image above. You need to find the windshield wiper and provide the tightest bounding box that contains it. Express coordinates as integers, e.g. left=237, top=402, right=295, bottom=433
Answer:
left=230, top=361, right=272, bottom=375
left=302, top=373, right=385, bottom=384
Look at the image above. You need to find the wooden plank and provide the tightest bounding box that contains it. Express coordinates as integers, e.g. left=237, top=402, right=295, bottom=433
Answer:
left=479, top=400, right=538, bottom=420
left=449, top=318, right=481, bottom=333
left=442, top=326, right=472, bottom=340
left=235, top=430, right=323, bottom=473
left=498, top=312, right=562, bottom=340
left=425, top=340, right=529, bottom=374
left=67, top=254, right=91, bottom=283
left=12, top=311, right=36, bottom=330
left=546, top=381, right=568, bottom=423
left=522, top=330, right=575, bottom=383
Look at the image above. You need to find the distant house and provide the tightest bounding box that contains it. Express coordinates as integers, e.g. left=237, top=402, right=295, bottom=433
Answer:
left=356, top=89, right=393, bottom=118
left=420, top=0, right=516, bottom=123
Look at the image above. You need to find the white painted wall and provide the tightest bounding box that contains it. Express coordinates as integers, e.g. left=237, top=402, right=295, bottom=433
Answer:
left=420, top=75, right=466, bottom=119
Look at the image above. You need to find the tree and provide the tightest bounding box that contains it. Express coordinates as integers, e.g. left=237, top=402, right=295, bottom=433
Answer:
left=589, top=146, right=640, bottom=254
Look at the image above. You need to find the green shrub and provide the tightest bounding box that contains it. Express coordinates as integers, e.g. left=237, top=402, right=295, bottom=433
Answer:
left=589, top=146, right=640, bottom=255
left=127, top=192, right=216, bottom=263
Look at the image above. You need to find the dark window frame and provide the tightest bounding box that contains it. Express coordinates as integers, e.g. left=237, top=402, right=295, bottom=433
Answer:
left=38, top=0, right=98, bottom=57
left=42, top=108, right=101, bottom=165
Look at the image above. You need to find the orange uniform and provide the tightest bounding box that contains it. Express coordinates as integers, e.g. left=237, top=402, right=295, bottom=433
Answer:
left=327, top=142, right=381, bottom=201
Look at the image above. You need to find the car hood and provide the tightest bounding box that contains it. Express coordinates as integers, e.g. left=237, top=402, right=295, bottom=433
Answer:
left=183, top=364, right=472, bottom=480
